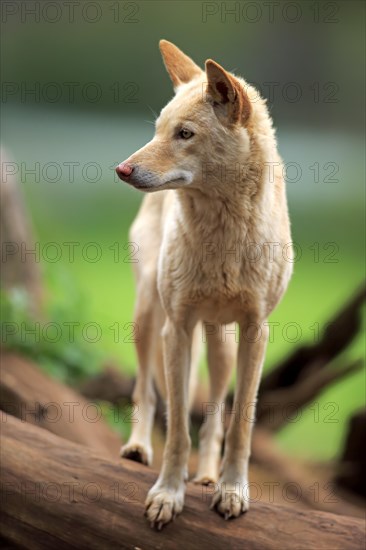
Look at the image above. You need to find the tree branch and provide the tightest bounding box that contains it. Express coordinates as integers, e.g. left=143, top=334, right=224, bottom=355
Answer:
left=1, top=414, right=364, bottom=550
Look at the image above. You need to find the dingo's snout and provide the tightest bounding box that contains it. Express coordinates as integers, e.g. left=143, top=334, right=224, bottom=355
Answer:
left=116, top=162, right=161, bottom=191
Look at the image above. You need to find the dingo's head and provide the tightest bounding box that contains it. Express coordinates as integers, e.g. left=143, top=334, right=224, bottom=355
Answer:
left=116, top=40, right=268, bottom=195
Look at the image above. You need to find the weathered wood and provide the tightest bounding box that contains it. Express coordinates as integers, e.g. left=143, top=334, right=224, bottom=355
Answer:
left=1, top=414, right=364, bottom=550
left=0, top=351, right=121, bottom=460
left=79, top=363, right=135, bottom=404
left=255, top=359, right=363, bottom=431
left=0, top=148, right=43, bottom=314
left=336, top=408, right=366, bottom=499
left=251, top=427, right=364, bottom=518
left=258, top=285, right=365, bottom=412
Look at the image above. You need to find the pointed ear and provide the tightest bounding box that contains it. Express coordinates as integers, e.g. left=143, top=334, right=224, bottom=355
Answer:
left=159, top=40, right=202, bottom=90
left=205, top=59, right=251, bottom=124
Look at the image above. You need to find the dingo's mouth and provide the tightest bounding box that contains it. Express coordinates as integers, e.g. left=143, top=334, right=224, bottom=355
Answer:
left=116, top=164, right=192, bottom=192
left=127, top=178, right=185, bottom=193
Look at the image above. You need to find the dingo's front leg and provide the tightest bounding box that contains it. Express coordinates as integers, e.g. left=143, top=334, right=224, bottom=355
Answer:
left=211, top=320, right=268, bottom=519
left=145, top=318, right=192, bottom=529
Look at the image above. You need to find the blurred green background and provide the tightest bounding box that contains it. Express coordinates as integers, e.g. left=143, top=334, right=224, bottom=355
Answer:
left=1, top=0, right=365, bottom=460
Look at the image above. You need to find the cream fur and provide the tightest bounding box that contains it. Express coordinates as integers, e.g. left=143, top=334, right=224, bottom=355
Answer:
left=117, top=40, right=293, bottom=528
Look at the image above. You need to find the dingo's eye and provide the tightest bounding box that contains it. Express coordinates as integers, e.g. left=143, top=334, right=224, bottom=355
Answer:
left=179, top=128, right=194, bottom=139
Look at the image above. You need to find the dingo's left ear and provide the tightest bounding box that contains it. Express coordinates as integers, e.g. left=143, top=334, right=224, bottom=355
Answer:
left=159, top=40, right=202, bottom=90
left=205, top=59, right=251, bottom=125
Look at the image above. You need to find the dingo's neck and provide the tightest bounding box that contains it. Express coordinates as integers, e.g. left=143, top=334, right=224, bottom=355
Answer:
left=175, top=139, right=280, bottom=242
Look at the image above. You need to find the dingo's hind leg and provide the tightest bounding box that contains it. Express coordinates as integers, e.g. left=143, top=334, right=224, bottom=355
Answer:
left=120, top=282, right=159, bottom=466
left=120, top=195, right=164, bottom=466
left=194, top=322, right=236, bottom=485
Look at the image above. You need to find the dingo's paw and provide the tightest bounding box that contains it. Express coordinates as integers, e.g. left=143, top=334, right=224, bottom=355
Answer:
left=210, top=480, right=249, bottom=520
left=193, top=474, right=216, bottom=486
left=145, top=486, right=184, bottom=529
left=120, top=443, right=152, bottom=466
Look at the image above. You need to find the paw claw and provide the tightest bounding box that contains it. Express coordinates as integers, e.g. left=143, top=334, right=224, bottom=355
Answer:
left=145, top=487, right=184, bottom=528
left=211, top=479, right=249, bottom=520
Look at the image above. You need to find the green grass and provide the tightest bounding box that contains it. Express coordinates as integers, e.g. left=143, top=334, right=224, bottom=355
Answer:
left=38, top=200, right=365, bottom=374
left=3, top=176, right=364, bottom=461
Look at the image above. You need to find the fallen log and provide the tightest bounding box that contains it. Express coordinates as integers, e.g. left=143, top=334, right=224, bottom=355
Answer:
left=0, top=148, right=43, bottom=315
left=336, top=408, right=366, bottom=499
left=1, top=414, right=364, bottom=550
left=257, top=285, right=366, bottom=427
left=79, top=363, right=134, bottom=404
left=0, top=351, right=121, bottom=460
left=256, top=359, right=363, bottom=431
left=251, top=428, right=364, bottom=518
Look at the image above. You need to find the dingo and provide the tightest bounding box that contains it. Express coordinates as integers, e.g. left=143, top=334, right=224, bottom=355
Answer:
left=116, top=40, right=292, bottom=528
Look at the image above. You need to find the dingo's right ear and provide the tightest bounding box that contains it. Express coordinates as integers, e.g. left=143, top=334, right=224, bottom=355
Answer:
left=205, top=59, right=251, bottom=125
left=159, top=40, right=202, bottom=90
